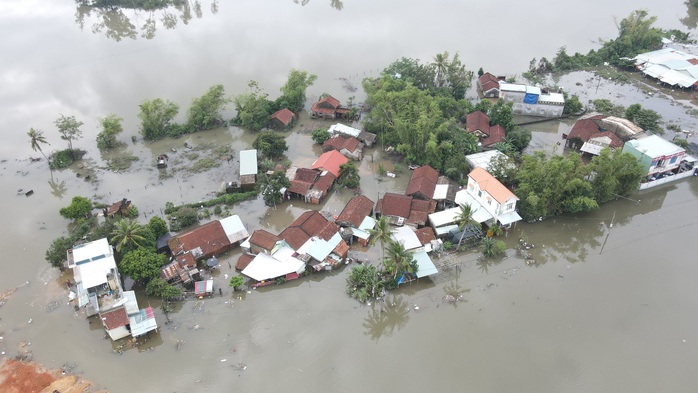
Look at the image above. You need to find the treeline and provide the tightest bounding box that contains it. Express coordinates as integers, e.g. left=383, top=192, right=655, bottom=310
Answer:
left=77, top=0, right=186, bottom=10
left=525, top=10, right=694, bottom=80
left=361, top=52, right=531, bottom=181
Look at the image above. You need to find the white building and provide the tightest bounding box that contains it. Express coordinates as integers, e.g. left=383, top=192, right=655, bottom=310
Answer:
left=463, top=167, right=521, bottom=227
left=499, top=82, right=565, bottom=118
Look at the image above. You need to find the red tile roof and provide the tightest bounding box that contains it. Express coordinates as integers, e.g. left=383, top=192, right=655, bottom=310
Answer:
left=378, top=193, right=413, bottom=218
left=593, top=131, right=624, bottom=148
left=236, top=253, right=255, bottom=270
left=411, top=198, right=436, bottom=213
left=316, top=95, right=340, bottom=108
left=311, top=150, right=349, bottom=177
left=311, top=95, right=341, bottom=115
left=468, top=167, right=517, bottom=204
left=568, top=119, right=600, bottom=142
left=288, top=180, right=313, bottom=196
left=322, top=135, right=361, bottom=153
left=101, top=307, right=129, bottom=330
left=311, top=171, right=336, bottom=194
left=279, top=211, right=338, bottom=250
left=466, top=111, right=490, bottom=134
left=478, top=73, right=500, bottom=93
left=336, top=195, right=375, bottom=227
left=406, top=165, right=439, bottom=199
left=167, top=221, right=231, bottom=260
left=294, top=168, right=319, bottom=183
left=415, top=227, right=436, bottom=246
left=482, top=124, right=506, bottom=147
left=271, top=108, right=295, bottom=125
left=176, top=253, right=197, bottom=268
left=249, top=229, right=281, bottom=251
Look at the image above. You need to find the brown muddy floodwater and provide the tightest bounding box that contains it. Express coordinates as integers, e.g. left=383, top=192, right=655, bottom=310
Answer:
left=1, top=1, right=698, bottom=392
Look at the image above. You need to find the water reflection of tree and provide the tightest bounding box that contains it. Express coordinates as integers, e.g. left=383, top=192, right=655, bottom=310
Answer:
left=293, top=0, right=343, bottom=10
left=442, top=280, right=469, bottom=308
left=362, top=294, right=409, bottom=341
left=48, top=176, right=67, bottom=200
left=75, top=1, right=217, bottom=41
left=681, top=1, right=698, bottom=30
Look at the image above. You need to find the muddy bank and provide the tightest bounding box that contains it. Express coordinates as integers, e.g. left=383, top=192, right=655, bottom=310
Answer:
left=0, top=358, right=106, bottom=393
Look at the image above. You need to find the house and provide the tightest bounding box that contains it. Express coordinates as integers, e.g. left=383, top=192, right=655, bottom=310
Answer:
left=466, top=150, right=510, bottom=172
left=566, top=118, right=624, bottom=155
left=219, top=214, right=250, bottom=247
left=478, top=72, right=501, bottom=98
left=375, top=193, right=436, bottom=227
left=239, top=149, right=258, bottom=191
left=241, top=244, right=306, bottom=287
left=100, top=306, right=131, bottom=340
left=633, top=47, right=698, bottom=89
left=327, top=123, right=377, bottom=148
left=322, top=134, right=363, bottom=161
left=390, top=226, right=438, bottom=279
left=248, top=229, right=282, bottom=255
left=466, top=111, right=490, bottom=138
left=336, top=195, right=375, bottom=245
left=286, top=167, right=319, bottom=200
left=311, top=150, right=348, bottom=178
left=68, top=238, right=122, bottom=317
left=278, top=211, right=339, bottom=250
left=622, top=134, right=696, bottom=190
left=310, top=95, right=351, bottom=119
left=160, top=252, right=198, bottom=284
left=463, top=167, right=522, bottom=227
left=270, top=108, right=295, bottom=129
left=433, top=176, right=457, bottom=210
left=167, top=220, right=232, bottom=261
left=499, top=83, right=565, bottom=118
left=236, top=253, right=255, bottom=271
left=105, top=198, right=132, bottom=218
left=481, top=124, right=506, bottom=148
left=406, top=165, right=439, bottom=201
left=306, top=171, right=336, bottom=204
left=278, top=211, right=348, bottom=269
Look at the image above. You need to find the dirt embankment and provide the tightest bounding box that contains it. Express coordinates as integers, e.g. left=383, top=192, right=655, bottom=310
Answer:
left=0, top=358, right=108, bottom=393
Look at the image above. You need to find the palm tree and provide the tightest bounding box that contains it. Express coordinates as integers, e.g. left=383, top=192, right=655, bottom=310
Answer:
left=369, top=216, right=391, bottom=263
left=384, top=239, right=416, bottom=280
left=111, top=218, right=148, bottom=254
left=28, top=128, right=50, bottom=164
left=432, top=51, right=450, bottom=88
left=455, top=203, right=481, bottom=248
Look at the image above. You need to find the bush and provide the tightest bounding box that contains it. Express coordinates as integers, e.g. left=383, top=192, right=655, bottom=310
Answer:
left=171, top=206, right=199, bottom=229
left=229, top=275, right=245, bottom=289
left=146, top=278, right=182, bottom=299
left=45, top=236, right=75, bottom=269
left=119, top=248, right=167, bottom=283
left=49, top=149, right=76, bottom=169
left=59, top=196, right=93, bottom=220
left=311, top=128, right=330, bottom=144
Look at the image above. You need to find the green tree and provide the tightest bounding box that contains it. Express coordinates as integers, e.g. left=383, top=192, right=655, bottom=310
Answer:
left=384, top=239, right=417, bottom=280
left=45, top=236, right=74, bottom=270
left=455, top=203, right=481, bottom=248
left=54, top=114, right=83, bottom=153
left=432, top=51, right=450, bottom=88
left=229, top=275, right=245, bottom=290
left=311, top=128, right=330, bottom=145
left=563, top=93, right=584, bottom=115
left=383, top=57, right=436, bottom=91
left=346, top=264, right=383, bottom=303
left=147, top=216, right=169, bottom=239
left=592, top=99, right=626, bottom=117
left=171, top=206, right=199, bottom=229
left=369, top=216, right=391, bottom=262
left=186, top=84, right=230, bottom=131
left=138, top=98, right=180, bottom=140
left=27, top=128, right=50, bottom=163
left=119, top=248, right=166, bottom=283
left=59, top=196, right=93, bottom=220
left=481, top=237, right=506, bottom=258
left=337, top=161, right=360, bottom=189
left=598, top=10, right=663, bottom=65
left=488, top=100, right=516, bottom=131
left=253, top=130, right=288, bottom=159
left=96, top=114, right=124, bottom=150
left=588, top=148, right=644, bottom=201
left=259, top=170, right=290, bottom=207
left=146, top=278, right=182, bottom=299
left=276, top=69, right=317, bottom=112
left=111, top=218, right=149, bottom=253
left=233, top=81, right=273, bottom=131
left=625, top=103, right=662, bottom=134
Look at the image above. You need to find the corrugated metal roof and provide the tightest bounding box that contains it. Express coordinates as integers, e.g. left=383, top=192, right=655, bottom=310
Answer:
left=465, top=150, right=508, bottom=171
left=129, top=307, right=158, bottom=337
left=242, top=252, right=306, bottom=282
left=219, top=215, right=249, bottom=244
left=391, top=226, right=422, bottom=251
left=239, top=150, right=258, bottom=176
left=625, top=135, right=684, bottom=158
left=412, top=250, right=438, bottom=278
left=499, top=82, right=527, bottom=92
left=328, top=123, right=362, bottom=138
left=428, top=207, right=460, bottom=228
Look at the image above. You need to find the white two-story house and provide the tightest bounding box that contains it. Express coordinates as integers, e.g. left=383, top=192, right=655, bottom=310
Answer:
left=465, top=167, right=522, bottom=227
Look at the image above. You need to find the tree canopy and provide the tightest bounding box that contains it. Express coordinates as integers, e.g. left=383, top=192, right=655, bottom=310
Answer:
left=55, top=115, right=83, bottom=152
left=337, top=161, right=360, bottom=189
left=138, top=98, right=180, bottom=140
left=259, top=170, right=290, bottom=206
left=59, top=196, right=93, bottom=220
left=233, top=81, right=272, bottom=131
left=253, top=130, right=288, bottom=159
left=186, top=84, right=230, bottom=131
left=276, top=69, right=317, bottom=112
left=96, top=114, right=124, bottom=150
left=119, top=247, right=166, bottom=282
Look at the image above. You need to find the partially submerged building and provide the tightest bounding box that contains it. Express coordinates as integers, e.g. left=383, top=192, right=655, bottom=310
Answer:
left=322, top=134, right=363, bottom=161
left=239, top=149, right=258, bottom=191
left=310, top=95, right=351, bottom=119
left=270, top=108, right=295, bottom=129
left=499, top=83, right=565, bottom=118
left=634, top=47, right=698, bottom=89
left=375, top=193, right=437, bottom=227
left=327, top=123, right=376, bottom=148
left=622, top=134, right=696, bottom=190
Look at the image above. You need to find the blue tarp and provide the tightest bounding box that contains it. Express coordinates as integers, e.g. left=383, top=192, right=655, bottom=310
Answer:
left=524, top=93, right=538, bottom=104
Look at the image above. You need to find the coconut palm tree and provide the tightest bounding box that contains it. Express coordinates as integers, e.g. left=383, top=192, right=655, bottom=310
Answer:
left=111, top=218, right=148, bottom=254
left=432, top=51, right=450, bottom=88
left=455, top=203, right=481, bottom=248
left=384, top=239, right=416, bottom=280
left=369, top=216, right=391, bottom=262
left=28, top=128, right=50, bottom=164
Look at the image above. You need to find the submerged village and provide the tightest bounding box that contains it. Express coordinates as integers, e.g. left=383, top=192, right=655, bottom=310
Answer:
left=59, top=40, right=698, bottom=345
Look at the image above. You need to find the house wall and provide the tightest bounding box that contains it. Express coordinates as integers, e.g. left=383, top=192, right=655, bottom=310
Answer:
left=648, top=152, right=685, bottom=175
left=107, top=326, right=131, bottom=341
left=250, top=244, right=270, bottom=255
left=466, top=179, right=517, bottom=219
left=511, top=102, right=564, bottom=118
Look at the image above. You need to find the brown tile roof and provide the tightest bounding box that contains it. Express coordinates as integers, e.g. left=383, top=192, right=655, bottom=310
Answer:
left=311, top=150, right=349, bottom=177
left=279, top=211, right=339, bottom=250
left=336, top=195, right=375, bottom=227
left=322, top=135, right=360, bottom=153
left=482, top=124, right=506, bottom=147
left=294, top=168, right=319, bottom=183
left=311, top=95, right=341, bottom=115
left=167, top=221, right=231, bottom=260
left=316, top=95, right=340, bottom=109
left=479, top=73, right=500, bottom=92
left=288, top=180, right=313, bottom=196
left=466, top=111, right=490, bottom=134
left=310, top=171, right=336, bottom=194
left=101, top=307, right=129, bottom=330
left=568, top=119, right=600, bottom=142
left=249, top=229, right=281, bottom=251
left=411, top=198, right=436, bottom=213
left=468, top=167, right=517, bottom=204
left=378, top=193, right=413, bottom=218
left=271, top=108, right=295, bottom=125
left=333, top=240, right=349, bottom=258
left=236, top=253, right=256, bottom=270
left=406, top=165, right=439, bottom=199
left=176, top=253, right=197, bottom=268
left=415, top=227, right=436, bottom=246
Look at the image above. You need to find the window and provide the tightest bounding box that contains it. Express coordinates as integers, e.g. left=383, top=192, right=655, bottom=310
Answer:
left=487, top=199, right=492, bottom=205
left=477, top=190, right=482, bottom=197
left=507, top=202, right=514, bottom=210
left=670, top=156, right=678, bottom=165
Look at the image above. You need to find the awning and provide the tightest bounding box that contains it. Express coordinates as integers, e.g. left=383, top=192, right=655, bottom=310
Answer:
left=498, top=211, right=522, bottom=225
left=412, top=250, right=438, bottom=278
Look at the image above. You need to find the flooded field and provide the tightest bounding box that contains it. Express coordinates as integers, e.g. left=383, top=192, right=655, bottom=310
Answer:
left=1, top=0, right=698, bottom=392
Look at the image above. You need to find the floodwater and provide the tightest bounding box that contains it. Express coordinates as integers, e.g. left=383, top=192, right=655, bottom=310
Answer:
left=1, top=1, right=698, bottom=392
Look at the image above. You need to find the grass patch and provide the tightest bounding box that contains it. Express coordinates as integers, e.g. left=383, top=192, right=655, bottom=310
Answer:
left=49, top=149, right=85, bottom=170
left=188, top=157, right=220, bottom=173
left=106, top=154, right=139, bottom=171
